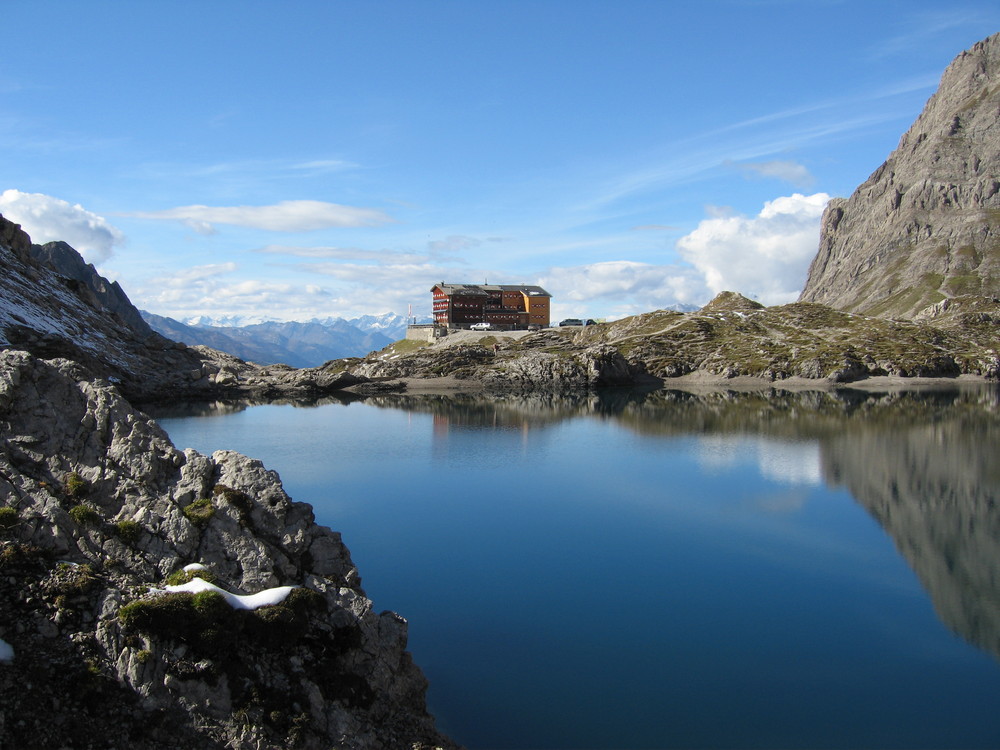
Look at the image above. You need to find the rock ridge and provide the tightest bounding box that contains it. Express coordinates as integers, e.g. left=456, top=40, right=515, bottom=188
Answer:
left=0, top=214, right=373, bottom=403
left=350, top=292, right=999, bottom=387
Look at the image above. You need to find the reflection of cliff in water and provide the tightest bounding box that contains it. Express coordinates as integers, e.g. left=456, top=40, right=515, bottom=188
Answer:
left=820, top=409, right=1000, bottom=661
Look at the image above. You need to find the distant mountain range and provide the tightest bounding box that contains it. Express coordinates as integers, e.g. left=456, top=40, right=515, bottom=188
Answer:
left=140, top=311, right=426, bottom=367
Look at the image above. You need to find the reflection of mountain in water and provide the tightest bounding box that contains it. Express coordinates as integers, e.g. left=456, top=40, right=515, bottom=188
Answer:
left=379, top=385, right=1000, bottom=659
left=821, top=414, right=1000, bottom=661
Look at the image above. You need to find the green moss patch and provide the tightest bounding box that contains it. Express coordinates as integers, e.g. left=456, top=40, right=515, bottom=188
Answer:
left=119, top=585, right=328, bottom=656
left=68, top=503, right=100, bottom=526
left=165, top=567, right=217, bottom=586
left=0, top=506, right=18, bottom=531
left=113, top=519, right=141, bottom=544
left=182, top=498, right=215, bottom=527
left=64, top=472, right=88, bottom=499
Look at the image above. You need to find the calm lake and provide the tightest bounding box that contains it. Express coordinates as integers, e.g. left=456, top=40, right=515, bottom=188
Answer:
left=149, top=385, right=1000, bottom=750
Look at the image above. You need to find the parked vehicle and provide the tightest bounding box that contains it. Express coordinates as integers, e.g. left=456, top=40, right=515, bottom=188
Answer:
left=559, top=318, right=583, bottom=326
left=470, top=322, right=493, bottom=330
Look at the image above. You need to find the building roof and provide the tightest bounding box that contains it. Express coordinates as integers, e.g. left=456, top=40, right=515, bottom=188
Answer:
left=432, top=282, right=551, bottom=297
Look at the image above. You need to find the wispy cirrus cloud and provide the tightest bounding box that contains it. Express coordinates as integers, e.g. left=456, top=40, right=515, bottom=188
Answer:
left=580, top=70, right=939, bottom=212
left=255, top=244, right=428, bottom=263
left=128, top=199, right=395, bottom=234
left=727, top=159, right=815, bottom=187
left=868, top=11, right=993, bottom=61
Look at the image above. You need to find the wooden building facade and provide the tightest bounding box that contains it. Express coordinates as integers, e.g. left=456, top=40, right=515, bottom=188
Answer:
left=431, top=283, right=552, bottom=329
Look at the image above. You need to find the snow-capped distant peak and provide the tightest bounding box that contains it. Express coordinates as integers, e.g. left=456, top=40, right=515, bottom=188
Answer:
left=184, top=314, right=282, bottom=328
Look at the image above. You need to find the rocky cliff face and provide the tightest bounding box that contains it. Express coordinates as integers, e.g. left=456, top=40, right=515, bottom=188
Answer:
left=800, top=33, right=1000, bottom=318
left=29, top=240, right=155, bottom=338
left=0, top=349, right=455, bottom=749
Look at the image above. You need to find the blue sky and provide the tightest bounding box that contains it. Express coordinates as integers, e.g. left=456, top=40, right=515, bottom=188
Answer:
left=2, top=2, right=998, bottom=323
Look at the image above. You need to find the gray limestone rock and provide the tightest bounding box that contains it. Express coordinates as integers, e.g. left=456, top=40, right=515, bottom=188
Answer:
left=0, top=349, right=456, bottom=749
left=800, top=32, right=1000, bottom=318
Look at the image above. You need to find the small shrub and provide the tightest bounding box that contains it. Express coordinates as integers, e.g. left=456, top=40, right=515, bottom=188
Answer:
left=65, top=472, right=88, bottom=499
left=69, top=503, right=100, bottom=526
left=114, top=520, right=141, bottom=544
left=182, top=498, right=215, bottom=527
left=165, top=567, right=217, bottom=586
left=0, top=543, right=45, bottom=571
left=48, top=563, right=100, bottom=601
left=0, top=506, right=18, bottom=530
left=134, top=649, right=153, bottom=664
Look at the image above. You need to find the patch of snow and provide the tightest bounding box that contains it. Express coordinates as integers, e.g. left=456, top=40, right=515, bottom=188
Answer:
left=182, top=562, right=208, bottom=572
left=0, top=637, right=13, bottom=662
left=166, top=576, right=295, bottom=610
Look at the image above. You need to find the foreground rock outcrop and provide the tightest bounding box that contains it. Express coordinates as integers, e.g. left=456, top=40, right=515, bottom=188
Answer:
left=0, top=350, right=456, bottom=749
left=800, top=32, right=1000, bottom=318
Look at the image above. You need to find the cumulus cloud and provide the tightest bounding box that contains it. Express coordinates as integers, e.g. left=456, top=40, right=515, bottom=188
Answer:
left=129, top=199, right=394, bottom=233
left=729, top=159, right=815, bottom=187
left=0, top=189, right=124, bottom=264
left=538, top=260, right=706, bottom=319
left=676, top=192, right=829, bottom=306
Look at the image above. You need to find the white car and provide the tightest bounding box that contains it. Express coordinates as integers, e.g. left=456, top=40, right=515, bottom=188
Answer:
left=470, top=322, right=493, bottom=330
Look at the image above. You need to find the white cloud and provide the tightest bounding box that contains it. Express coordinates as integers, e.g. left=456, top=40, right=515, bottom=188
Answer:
left=160, top=263, right=238, bottom=286
left=0, top=189, right=124, bottom=264
left=129, top=199, right=394, bottom=232
left=428, top=235, right=482, bottom=253
left=729, top=159, right=815, bottom=187
left=539, top=260, right=706, bottom=318
left=676, top=192, right=829, bottom=306
left=696, top=436, right=821, bottom=487
left=136, top=267, right=338, bottom=321
left=255, top=244, right=427, bottom=263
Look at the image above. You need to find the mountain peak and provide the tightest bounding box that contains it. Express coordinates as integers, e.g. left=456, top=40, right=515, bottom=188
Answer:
left=799, top=32, right=1000, bottom=319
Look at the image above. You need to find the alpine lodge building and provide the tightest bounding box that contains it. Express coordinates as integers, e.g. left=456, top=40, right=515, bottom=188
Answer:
left=431, top=283, right=552, bottom=330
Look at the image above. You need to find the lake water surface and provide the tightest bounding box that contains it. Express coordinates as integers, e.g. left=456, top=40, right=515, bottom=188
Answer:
left=150, top=386, right=1000, bottom=750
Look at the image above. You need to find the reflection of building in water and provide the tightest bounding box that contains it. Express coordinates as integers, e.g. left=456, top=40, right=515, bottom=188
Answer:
left=820, top=417, right=1000, bottom=662
left=431, top=411, right=532, bottom=459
